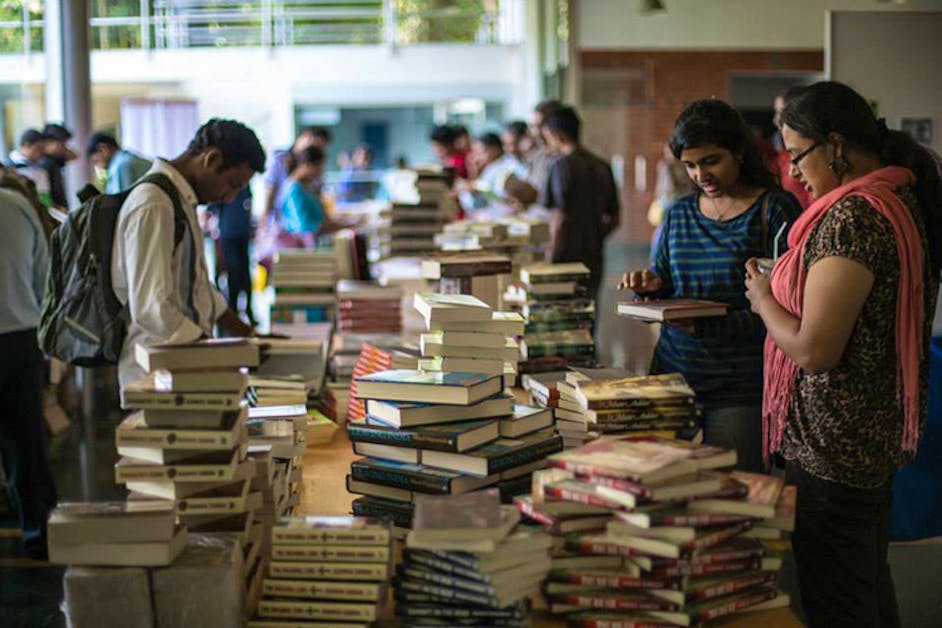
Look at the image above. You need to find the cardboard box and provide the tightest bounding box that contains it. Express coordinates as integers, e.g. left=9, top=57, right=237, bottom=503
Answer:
left=150, top=533, right=244, bottom=628
left=63, top=566, right=153, bottom=628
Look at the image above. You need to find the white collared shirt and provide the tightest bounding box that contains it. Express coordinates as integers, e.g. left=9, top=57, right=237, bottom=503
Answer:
left=111, top=158, right=227, bottom=388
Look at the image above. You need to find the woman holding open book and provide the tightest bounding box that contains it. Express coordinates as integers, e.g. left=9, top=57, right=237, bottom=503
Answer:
left=744, top=81, right=940, bottom=627
left=619, top=99, right=801, bottom=474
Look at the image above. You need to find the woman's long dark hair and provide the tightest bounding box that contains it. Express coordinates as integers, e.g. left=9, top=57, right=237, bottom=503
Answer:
left=783, top=81, right=942, bottom=277
left=668, top=99, right=778, bottom=191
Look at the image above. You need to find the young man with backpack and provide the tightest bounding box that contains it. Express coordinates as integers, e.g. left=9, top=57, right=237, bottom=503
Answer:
left=111, top=119, right=265, bottom=388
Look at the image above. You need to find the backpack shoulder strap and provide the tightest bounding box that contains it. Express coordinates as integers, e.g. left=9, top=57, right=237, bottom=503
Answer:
left=134, top=173, right=188, bottom=245
left=760, top=192, right=771, bottom=258
left=131, top=172, right=199, bottom=318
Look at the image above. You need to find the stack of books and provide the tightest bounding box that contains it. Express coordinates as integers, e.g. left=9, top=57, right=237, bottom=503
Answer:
left=514, top=436, right=793, bottom=627
left=48, top=501, right=185, bottom=566
left=117, top=340, right=264, bottom=540
left=434, top=218, right=551, bottom=273
left=336, top=280, right=403, bottom=334
left=572, top=373, right=702, bottom=441
left=346, top=366, right=561, bottom=533
left=421, top=252, right=513, bottom=309
left=518, top=263, right=596, bottom=374
left=346, top=342, right=421, bottom=424
left=270, top=249, right=338, bottom=324
left=249, top=516, right=393, bottom=627
left=376, top=170, right=458, bottom=258
left=394, top=492, right=553, bottom=626
left=415, top=292, right=523, bottom=381
left=247, top=404, right=306, bottom=523
left=435, top=220, right=510, bottom=251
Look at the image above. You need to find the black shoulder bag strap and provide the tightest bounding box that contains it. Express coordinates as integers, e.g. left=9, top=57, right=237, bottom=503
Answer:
left=759, top=192, right=772, bottom=258
left=134, top=173, right=199, bottom=321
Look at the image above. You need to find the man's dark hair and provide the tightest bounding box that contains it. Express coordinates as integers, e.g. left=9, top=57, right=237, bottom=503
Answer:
left=287, top=146, right=325, bottom=174
left=42, top=123, right=72, bottom=141
left=430, top=125, right=458, bottom=146
left=504, top=120, right=529, bottom=139
left=452, top=124, right=470, bottom=139
left=87, top=132, right=120, bottom=156
left=534, top=99, right=564, bottom=121
left=477, top=132, right=503, bottom=153
left=301, top=126, right=331, bottom=144
left=185, top=118, right=266, bottom=173
left=542, top=106, right=581, bottom=143
left=20, top=129, right=48, bottom=147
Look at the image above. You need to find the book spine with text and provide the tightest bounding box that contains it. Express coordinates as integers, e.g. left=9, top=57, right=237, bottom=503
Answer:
left=688, top=571, right=776, bottom=601
left=346, top=423, right=461, bottom=452
left=257, top=599, right=377, bottom=622
left=349, top=461, right=454, bottom=494
left=271, top=545, right=390, bottom=563
left=271, top=527, right=390, bottom=546
left=261, top=578, right=381, bottom=601
left=268, top=560, right=388, bottom=581
left=693, top=587, right=780, bottom=622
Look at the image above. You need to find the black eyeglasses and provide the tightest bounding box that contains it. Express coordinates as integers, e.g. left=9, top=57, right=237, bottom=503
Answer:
left=789, top=142, right=821, bottom=167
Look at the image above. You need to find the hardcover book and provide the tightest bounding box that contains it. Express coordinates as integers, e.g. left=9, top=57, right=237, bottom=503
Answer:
left=575, top=374, right=696, bottom=411
left=354, top=370, right=502, bottom=406
left=420, top=429, right=563, bottom=477
left=348, top=418, right=500, bottom=453
left=616, top=299, right=728, bottom=323
left=135, top=338, right=260, bottom=372
left=349, top=458, right=499, bottom=495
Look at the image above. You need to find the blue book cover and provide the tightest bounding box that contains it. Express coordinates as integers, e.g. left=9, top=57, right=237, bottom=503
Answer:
left=349, top=419, right=498, bottom=452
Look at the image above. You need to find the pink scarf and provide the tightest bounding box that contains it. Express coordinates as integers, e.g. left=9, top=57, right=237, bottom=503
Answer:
left=763, top=166, right=925, bottom=463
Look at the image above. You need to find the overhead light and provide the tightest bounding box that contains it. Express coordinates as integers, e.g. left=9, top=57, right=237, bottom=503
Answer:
left=640, top=0, right=666, bottom=15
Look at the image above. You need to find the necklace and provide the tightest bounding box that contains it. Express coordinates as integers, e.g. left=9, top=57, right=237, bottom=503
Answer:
left=705, top=194, right=737, bottom=221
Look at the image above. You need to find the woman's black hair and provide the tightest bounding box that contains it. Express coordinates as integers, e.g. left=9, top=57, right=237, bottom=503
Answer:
left=185, top=118, right=266, bottom=173
left=669, top=99, right=778, bottom=191
left=287, top=146, right=325, bottom=175
left=783, top=81, right=942, bottom=277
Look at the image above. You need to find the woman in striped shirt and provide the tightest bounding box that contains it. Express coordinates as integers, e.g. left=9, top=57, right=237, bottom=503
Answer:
left=620, top=99, right=802, bottom=472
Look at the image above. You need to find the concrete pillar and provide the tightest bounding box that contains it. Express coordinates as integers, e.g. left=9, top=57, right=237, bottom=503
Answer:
left=44, top=0, right=92, bottom=207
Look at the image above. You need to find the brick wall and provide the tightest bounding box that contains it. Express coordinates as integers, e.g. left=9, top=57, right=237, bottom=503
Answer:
left=579, top=50, right=824, bottom=245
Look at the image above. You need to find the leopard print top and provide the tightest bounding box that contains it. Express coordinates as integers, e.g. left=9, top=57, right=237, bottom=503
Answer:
left=780, top=187, right=937, bottom=488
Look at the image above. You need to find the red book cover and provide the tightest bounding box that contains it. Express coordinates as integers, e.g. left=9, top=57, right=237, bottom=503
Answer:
left=688, top=571, right=777, bottom=601
left=650, top=558, right=762, bottom=579
left=558, top=593, right=677, bottom=612
left=691, top=586, right=780, bottom=622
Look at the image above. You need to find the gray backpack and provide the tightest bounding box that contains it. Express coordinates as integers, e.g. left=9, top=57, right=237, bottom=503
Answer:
left=38, top=174, right=193, bottom=366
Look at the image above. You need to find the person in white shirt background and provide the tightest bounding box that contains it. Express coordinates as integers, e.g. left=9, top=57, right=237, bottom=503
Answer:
left=111, top=118, right=265, bottom=389
left=0, top=186, right=57, bottom=560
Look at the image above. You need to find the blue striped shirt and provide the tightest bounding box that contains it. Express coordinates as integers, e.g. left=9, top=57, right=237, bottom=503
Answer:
left=649, top=189, right=802, bottom=407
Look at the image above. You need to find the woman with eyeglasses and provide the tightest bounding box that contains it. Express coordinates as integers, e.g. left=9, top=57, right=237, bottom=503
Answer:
left=744, top=81, right=940, bottom=627
left=619, top=99, right=802, bottom=473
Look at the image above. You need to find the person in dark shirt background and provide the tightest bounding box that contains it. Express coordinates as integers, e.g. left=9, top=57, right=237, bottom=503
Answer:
left=207, top=186, right=256, bottom=326
left=41, top=123, right=78, bottom=208
left=543, top=105, right=620, bottom=303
